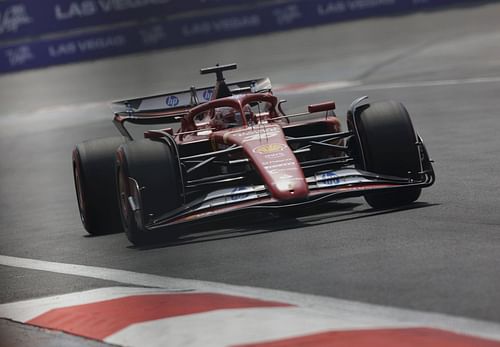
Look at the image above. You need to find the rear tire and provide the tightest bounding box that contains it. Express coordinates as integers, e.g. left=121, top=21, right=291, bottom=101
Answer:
left=116, top=138, right=182, bottom=245
left=350, top=101, right=421, bottom=208
left=73, top=136, right=126, bottom=235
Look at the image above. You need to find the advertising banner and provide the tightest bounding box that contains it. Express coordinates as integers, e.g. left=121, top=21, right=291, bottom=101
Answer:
left=0, top=0, right=482, bottom=73
left=0, top=0, right=251, bottom=41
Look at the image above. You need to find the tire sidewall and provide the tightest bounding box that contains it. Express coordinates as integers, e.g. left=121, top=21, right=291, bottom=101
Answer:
left=72, top=136, right=126, bottom=235
left=349, top=101, right=422, bottom=208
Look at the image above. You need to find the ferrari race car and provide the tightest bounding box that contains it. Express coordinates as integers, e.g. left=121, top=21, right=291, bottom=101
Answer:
left=73, top=63, right=435, bottom=245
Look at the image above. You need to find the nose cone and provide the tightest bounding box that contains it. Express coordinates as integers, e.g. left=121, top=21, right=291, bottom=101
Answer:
left=257, top=146, right=309, bottom=201
left=216, top=124, right=309, bottom=202
left=271, top=178, right=309, bottom=201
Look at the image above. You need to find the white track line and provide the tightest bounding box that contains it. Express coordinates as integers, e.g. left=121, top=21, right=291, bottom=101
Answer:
left=349, top=76, right=500, bottom=92
left=1, top=254, right=500, bottom=341
left=275, top=76, right=500, bottom=94
left=274, top=81, right=362, bottom=94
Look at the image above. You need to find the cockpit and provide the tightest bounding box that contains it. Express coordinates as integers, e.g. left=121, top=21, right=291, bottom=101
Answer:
left=184, top=93, right=279, bottom=140
left=211, top=104, right=254, bottom=129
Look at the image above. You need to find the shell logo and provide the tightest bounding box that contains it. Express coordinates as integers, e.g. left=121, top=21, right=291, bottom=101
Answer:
left=254, top=143, right=286, bottom=154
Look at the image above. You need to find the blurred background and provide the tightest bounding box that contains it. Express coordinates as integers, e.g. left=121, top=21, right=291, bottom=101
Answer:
left=0, top=0, right=484, bottom=73
left=1, top=0, right=497, bottom=113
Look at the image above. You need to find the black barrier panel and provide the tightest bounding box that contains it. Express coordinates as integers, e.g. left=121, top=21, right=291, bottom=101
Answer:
left=0, top=0, right=484, bottom=73
left=0, top=0, right=253, bottom=41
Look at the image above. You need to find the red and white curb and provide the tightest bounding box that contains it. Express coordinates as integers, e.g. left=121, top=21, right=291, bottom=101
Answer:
left=1, top=255, right=500, bottom=347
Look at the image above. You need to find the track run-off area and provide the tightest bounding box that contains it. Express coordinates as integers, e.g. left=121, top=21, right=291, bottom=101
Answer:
left=1, top=2, right=500, bottom=346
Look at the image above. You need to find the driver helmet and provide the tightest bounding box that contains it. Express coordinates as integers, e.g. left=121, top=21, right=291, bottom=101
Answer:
left=212, top=105, right=254, bottom=129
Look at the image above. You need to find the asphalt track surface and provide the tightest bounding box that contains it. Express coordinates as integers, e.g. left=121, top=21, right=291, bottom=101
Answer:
left=1, top=1, right=500, bottom=338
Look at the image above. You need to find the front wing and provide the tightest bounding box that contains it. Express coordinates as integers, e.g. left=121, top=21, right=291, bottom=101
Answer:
left=134, top=168, right=434, bottom=231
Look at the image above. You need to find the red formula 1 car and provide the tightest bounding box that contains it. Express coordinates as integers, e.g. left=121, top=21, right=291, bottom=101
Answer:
left=73, top=64, right=435, bottom=245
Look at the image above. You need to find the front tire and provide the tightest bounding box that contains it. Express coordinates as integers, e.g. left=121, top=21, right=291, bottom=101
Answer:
left=116, top=138, right=182, bottom=245
left=73, top=136, right=126, bottom=235
left=350, top=101, right=422, bottom=208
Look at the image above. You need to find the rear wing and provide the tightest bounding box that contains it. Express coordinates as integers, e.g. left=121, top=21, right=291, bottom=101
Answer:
left=111, top=77, right=272, bottom=115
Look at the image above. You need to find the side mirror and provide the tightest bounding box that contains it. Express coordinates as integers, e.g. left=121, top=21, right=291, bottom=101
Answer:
left=308, top=101, right=336, bottom=113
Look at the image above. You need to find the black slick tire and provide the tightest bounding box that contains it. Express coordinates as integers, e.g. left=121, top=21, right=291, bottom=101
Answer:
left=72, top=136, right=126, bottom=235
left=351, top=101, right=422, bottom=208
left=116, top=138, right=182, bottom=246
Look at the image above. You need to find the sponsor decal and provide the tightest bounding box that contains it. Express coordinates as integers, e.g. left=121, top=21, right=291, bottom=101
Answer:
left=236, top=126, right=281, bottom=143
left=346, top=0, right=396, bottom=11
left=182, top=14, right=260, bottom=37
left=317, top=0, right=398, bottom=16
left=272, top=5, right=302, bottom=26
left=54, top=0, right=171, bottom=21
left=54, top=1, right=96, bottom=20
left=263, top=152, right=285, bottom=160
left=230, top=186, right=250, bottom=202
left=5, top=45, right=34, bottom=66
left=265, top=161, right=295, bottom=171
left=203, top=88, right=214, bottom=101
left=317, top=171, right=340, bottom=186
left=262, top=158, right=292, bottom=166
left=76, top=34, right=126, bottom=52
left=0, top=4, right=32, bottom=34
left=48, top=34, right=126, bottom=57
left=234, top=126, right=280, bottom=138
left=269, top=167, right=297, bottom=175
left=48, top=41, right=77, bottom=57
left=212, top=14, right=260, bottom=32
left=317, top=1, right=347, bottom=16
left=254, top=143, right=286, bottom=154
left=165, top=95, right=179, bottom=107
left=182, top=21, right=211, bottom=37
left=139, top=25, right=166, bottom=46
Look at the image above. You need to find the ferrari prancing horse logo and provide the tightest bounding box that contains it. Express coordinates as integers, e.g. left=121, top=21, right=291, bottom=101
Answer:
left=253, top=143, right=286, bottom=154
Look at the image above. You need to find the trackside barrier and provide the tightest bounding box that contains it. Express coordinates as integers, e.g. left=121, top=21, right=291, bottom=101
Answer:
left=0, top=0, right=252, bottom=41
left=0, top=0, right=488, bottom=74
